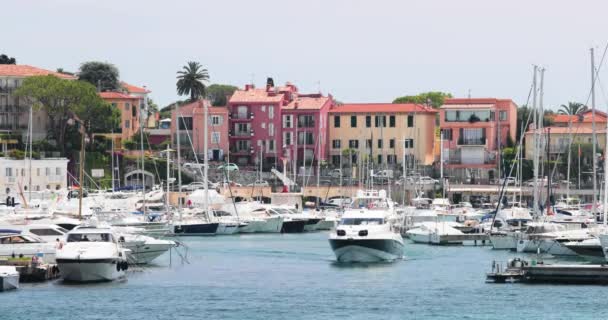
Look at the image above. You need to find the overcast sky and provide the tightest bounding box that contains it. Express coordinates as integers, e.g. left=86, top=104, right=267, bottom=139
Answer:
left=3, top=0, right=608, bottom=109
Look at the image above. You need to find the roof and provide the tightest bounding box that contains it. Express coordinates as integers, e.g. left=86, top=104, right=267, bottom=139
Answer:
left=229, top=88, right=286, bottom=103
left=99, top=92, right=140, bottom=100
left=329, top=103, right=437, bottom=114
left=177, top=100, right=228, bottom=113
left=552, top=110, right=608, bottom=123
left=120, top=81, right=150, bottom=94
left=283, top=96, right=331, bottom=110
left=442, top=98, right=516, bottom=109
left=0, top=64, right=76, bottom=79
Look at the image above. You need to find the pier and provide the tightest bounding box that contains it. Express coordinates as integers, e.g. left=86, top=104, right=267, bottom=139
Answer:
left=487, top=259, right=608, bottom=284
left=431, top=233, right=490, bottom=245
left=0, top=259, right=60, bottom=282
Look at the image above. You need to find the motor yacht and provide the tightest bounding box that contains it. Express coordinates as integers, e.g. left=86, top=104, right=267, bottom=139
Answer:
left=406, top=221, right=465, bottom=245
left=56, top=226, right=129, bottom=282
left=0, top=232, right=57, bottom=263
left=328, top=190, right=404, bottom=263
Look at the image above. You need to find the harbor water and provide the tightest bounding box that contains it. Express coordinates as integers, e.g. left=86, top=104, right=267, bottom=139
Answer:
left=1, top=232, right=605, bottom=319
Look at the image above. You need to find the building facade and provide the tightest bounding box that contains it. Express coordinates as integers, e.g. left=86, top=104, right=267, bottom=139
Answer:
left=99, top=92, right=142, bottom=144
left=328, top=103, right=437, bottom=169
left=439, top=98, right=517, bottom=182
left=0, top=65, right=75, bottom=141
left=171, top=100, right=229, bottom=161
left=0, top=157, right=69, bottom=195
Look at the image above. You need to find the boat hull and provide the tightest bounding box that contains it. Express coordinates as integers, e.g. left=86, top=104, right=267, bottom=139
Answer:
left=281, top=220, right=306, bottom=233
left=0, top=268, right=19, bottom=291
left=216, top=223, right=240, bottom=235
left=489, top=233, right=517, bottom=250
left=124, top=242, right=174, bottom=264
left=57, top=258, right=126, bottom=282
left=173, top=223, right=219, bottom=236
left=329, top=239, right=404, bottom=263
left=303, top=218, right=322, bottom=232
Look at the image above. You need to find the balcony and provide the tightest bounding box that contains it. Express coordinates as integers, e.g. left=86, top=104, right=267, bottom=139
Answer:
left=549, top=145, right=568, bottom=154
left=230, top=145, right=253, bottom=155
left=446, top=149, right=496, bottom=165
left=297, top=120, right=315, bottom=128
left=230, top=112, right=254, bottom=120
left=457, top=137, right=486, bottom=146
left=230, top=128, right=254, bottom=137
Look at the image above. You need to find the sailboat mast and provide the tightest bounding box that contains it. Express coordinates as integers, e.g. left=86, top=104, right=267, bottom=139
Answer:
left=532, top=66, right=539, bottom=216
left=204, top=100, right=209, bottom=219
left=111, top=128, right=115, bottom=192
left=591, top=47, right=598, bottom=215
left=176, top=103, right=182, bottom=213
left=140, top=97, right=147, bottom=215
left=28, top=105, right=32, bottom=202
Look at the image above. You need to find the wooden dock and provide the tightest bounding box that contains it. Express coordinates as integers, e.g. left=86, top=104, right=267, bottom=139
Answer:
left=431, top=233, right=490, bottom=245
left=0, top=259, right=60, bottom=282
left=487, top=259, right=608, bottom=284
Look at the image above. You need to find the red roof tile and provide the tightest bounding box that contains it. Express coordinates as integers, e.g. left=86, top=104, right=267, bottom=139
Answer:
left=0, top=64, right=76, bottom=79
left=329, top=103, right=437, bottom=114
left=120, top=81, right=150, bottom=94
left=526, top=127, right=601, bottom=134
left=99, top=92, right=140, bottom=100
left=552, top=110, right=607, bottom=123
left=229, top=88, right=286, bottom=103
left=284, top=96, right=331, bottom=110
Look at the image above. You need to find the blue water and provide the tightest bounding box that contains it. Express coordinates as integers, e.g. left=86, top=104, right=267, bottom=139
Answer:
left=1, top=233, right=605, bottom=319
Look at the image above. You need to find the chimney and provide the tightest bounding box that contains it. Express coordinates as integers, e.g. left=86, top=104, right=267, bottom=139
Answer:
left=266, top=77, right=274, bottom=91
left=245, top=84, right=252, bottom=91
left=294, top=101, right=299, bottom=109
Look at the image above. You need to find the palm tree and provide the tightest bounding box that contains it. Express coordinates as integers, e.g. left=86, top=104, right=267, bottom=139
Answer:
left=558, top=102, right=587, bottom=115
left=176, top=61, right=209, bottom=102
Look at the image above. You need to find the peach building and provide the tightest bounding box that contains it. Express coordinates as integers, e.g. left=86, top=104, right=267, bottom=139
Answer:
left=99, top=91, right=142, bottom=143
left=171, top=100, right=229, bottom=161
left=328, top=103, right=437, bottom=168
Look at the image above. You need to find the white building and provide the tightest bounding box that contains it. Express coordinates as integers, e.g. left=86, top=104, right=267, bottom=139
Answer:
left=0, top=157, right=69, bottom=195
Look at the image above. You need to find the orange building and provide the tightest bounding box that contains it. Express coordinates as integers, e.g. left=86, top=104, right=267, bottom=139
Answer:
left=99, top=91, right=142, bottom=144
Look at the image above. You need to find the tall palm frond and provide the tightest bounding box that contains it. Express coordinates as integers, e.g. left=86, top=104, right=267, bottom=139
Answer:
left=176, top=61, right=209, bottom=102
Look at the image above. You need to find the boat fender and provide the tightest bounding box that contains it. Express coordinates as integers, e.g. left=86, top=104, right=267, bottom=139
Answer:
left=123, top=261, right=129, bottom=270
left=117, top=262, right=121, bottom=272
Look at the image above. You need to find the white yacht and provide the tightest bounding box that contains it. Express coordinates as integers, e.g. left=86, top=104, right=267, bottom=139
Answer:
left=406, top=221, right=465, bottom=245
left=328, top=190, right=404, bottom=263
left=0, top=232, right=57, bottom=263
left=56, top=226, right=129, bottom=282
left=0, top=266, right=19, bottom=291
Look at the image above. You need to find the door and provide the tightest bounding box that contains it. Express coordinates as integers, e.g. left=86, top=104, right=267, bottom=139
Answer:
left=213, top=150, right=220, bottom=161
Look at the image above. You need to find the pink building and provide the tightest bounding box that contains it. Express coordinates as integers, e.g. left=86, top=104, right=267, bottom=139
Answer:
left=282, top=94, right=334, bottom=166
left=227, top=80, right=333, bottom=169
left=439, top=98, right=517, bottom=182
left=171, top=100, right=229, bottom=161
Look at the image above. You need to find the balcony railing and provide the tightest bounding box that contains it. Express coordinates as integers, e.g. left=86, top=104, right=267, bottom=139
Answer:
left=297, top=120, right=315, bottom=128
left=231, top=129, right=253, bottom=137
left=230, top=112, right=254, bottom=120
left=457, top=137, right=486, bottom=146
left=445, top=149, right=496, bottom=165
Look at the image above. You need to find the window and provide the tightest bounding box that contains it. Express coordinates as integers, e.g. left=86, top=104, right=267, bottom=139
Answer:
left=298, top=132, right=314, bottom=145
left=459, top=128, right=486, bottom=145
left=21, top=168, right=25, bottom=177
left=211, top=132, right=220, bottom=144
left=268, top=106, right=274, bottom=119
left=365, top=115, right=371, bottom=128
left=445, top=110, right=492, bottom=122
left=375, top=115, right=386, bottom=127
left=404, top=139, right=414, bottom=149
left=377, top=139, right=383, bottom=148
left=298, top=115, right=315, bottom=128
left=178, top=117, right=193, bottom=130
left=261, top=122, right=266, bottom=129
left=37, top=168, right=40, bottom=176
left=211, top=115, right=222, bottom=126
left=334, top=116, right=341, bottom=128
left=269, top=123, right=274, bottom=135
left=261, top=105, right=266, bottom=112
left=500, top=111, right=507, bottom=121
left=377, top=155, right=382, bottom=164
left=407, top=115, right=414, bottom=127
left=125, top=103, right=130, bottom=111
left=5, top=168, right=11, bottom=177
left=30, top=228, right=63, bottom=236
left=331, top=155, right=341, bottom=165
left=441, top=129, right=453, bottom=140
left=389, top=139, right=395, bottom=148
left=387, top=155, right=396, bottom=164
left=366, top=139, right=372, bottom=148
left=389, top=115, right=396, bottom=127
left=332, top=140, right=341, bottom=149
left=283, top=132, right=292, bottom=146
left=132, top=105, right=137, bottom=117
left=268, top=140, right=275, bottom=152
left=283, top=115, right=292, bottom=128
left=349, top=140, right=359, bottom=148
left=350, top=115, right=357, bottom=128
left=125, top=120, right=130, bottom=129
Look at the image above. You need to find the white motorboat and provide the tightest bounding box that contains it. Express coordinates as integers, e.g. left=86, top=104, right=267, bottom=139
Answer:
left=329, top=190, right=404, bottom=263
left=0, top=266, right=19, bottom=291
left=515, top=222, right=568, bottom=253
left=0, top=233, right=57, bottom=263
left=118, top=232, right=176, bottom=264
left=56, top=226, right=129, bottom=282
left=406, top=221, right=465, bottom=245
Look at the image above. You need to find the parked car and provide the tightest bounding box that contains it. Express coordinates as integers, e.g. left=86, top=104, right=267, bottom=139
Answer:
left=182, top=182, right=206, bottom=191
left=184, top=162, right=205, bottom=170
left=328, top=169, right=345, bottom=178
left=247, top=180, right=269, bottom=187
left=498, top=177, right=517, bottom=185
left=395, top=176, right=438, bottom=186
left=218, top=163, right=239, bottom=172
left=371, top=170, right=394, bottom=179
left=418, top=176, right=439, bottom=185
left=524, top=177, right=558, bottom=187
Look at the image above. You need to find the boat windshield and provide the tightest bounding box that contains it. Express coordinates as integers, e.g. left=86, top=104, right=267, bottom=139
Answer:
left=340, top=218, right=384, bottom=225
left=67, top=233, right=113, bottom=243
left=350, top=198, right=388, bottom=209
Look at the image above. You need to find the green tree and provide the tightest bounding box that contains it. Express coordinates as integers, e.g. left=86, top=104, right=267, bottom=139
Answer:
left=207, top=84, right=237, bottom=106
left=176, top=61, right=209, bottom=102
left=14, top=75, right=107, bottom=155
left=0, top=54, right=16, bottom=64
left=78, top=61, right=120, bottom=91
left=393, top=92, right=452, bottom=108
left=558, top=102, right=587, bottom=115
